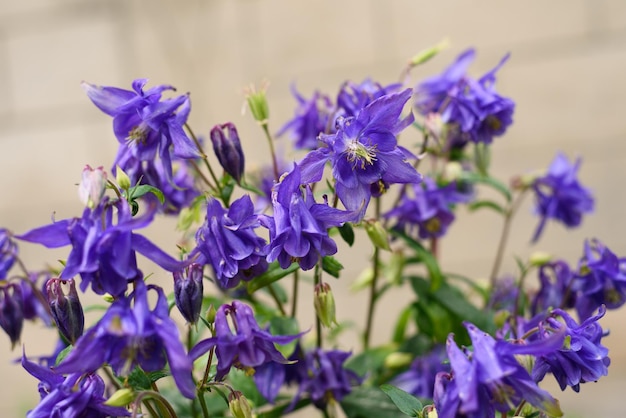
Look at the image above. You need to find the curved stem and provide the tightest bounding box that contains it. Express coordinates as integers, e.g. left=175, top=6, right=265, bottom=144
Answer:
left=261, top=124, right=280, bottom=181
left=185, top=123, right=221, bottom=191
left=363, top=198, right=382, bottom=350
left=131, top=390, right=178, bottom=418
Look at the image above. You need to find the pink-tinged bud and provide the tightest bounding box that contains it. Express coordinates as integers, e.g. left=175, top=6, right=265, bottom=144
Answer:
left=78, top=165, right=107, bottom=209
left=46, top=278, right=84, bottom=345
left=173, top=263, right=204, bottom=324
left=210, top=123, right=245, bottom=185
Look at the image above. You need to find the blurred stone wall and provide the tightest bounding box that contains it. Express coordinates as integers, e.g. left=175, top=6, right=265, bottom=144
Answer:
left=1, top=0, right=626, bottom=416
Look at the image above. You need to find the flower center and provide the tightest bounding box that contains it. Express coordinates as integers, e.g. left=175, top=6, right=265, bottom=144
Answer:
left=127, top=125, right=148, bottom=145
left=346, top=140, right=377, bottom=169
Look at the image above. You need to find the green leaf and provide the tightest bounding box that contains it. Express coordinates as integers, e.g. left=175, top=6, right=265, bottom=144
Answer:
left=390, top=229, right=444, bottom=291
left=322, top=256, right=344, bottom=278
left=337, top=223, right=355, bottom=246
left=247, top=262, right=299, bottom=293
left=341, top=386, right=409, bottom=418
left=229, top=368, right=267, bottom=407
left=380, top=384, right=423, bottom=417
left=55, top=345, right=73, bottom=366
left=459, top=172, right=512, bottom=203
left=345, top=346, right=395, bottom=377
left=392, top=305, right=415, bottom=344
left=467, top=199, right=506, bottom=215
left=239, top=179, right=264, bottom=196
left=129, top=184, right=165, bottom=204
left=269, top=316, right=300, bottom=358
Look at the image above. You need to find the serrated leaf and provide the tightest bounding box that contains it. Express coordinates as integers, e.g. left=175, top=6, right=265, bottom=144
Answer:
left=380, top=384, right=423, bottom=417
left=341, top=387, right=408, bottom=418
left=337, top=223, right=355, bottom=246
left=247, top=262, right=299, bottom=293
left=322, top=256, right=344, bottom=278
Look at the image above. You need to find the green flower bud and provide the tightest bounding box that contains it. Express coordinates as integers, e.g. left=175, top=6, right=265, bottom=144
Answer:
left=408, top=38, right=449, bottom=67
left=206, top=304, right=217, bottom=324
left=384, top=250, right=405, bottom=286
left=364, top=219, right=390, bottom=251
left=314, top=283, right=338, bottom=328
left=115, top=165, right=131, bottom=190
left=104, top=388, right=135, bottom=407
left=350, top=267, right=374, bottom=292
left=529, top=251, right=552, bottom=267
left=384, top=352, right=413, bottom=369
left=245, top=83, right=270, bottom=126
left=229, top=391, right=253, bottom=418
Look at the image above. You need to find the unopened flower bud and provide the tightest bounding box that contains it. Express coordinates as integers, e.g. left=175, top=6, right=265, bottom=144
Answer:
left=409, top=38, right=449, bottom=67
left=442, top=161, right=463, bottom=182
left=0, top=283, right=23, bottom=348
left=384, top=352, right=413, bottom=369
left=228, top=391, right=253, bottom=418
left=173, top=264, right=204, bottom=324
left=115, top=165, right=131, bottom=190
left=104, top=388, right=135, bottom=407
left=78, top=165, right=107, bottom=209
left=0, top=228, right=18, bottom=280
left=529, top=251, right=552, bottom=267
left=206, top=304, right=217, bottom=324
left=364, top=219, right=390, bottom=251
left=314, top=282, right=337, bottom=328
left=210, top=123, right=245, bottom=185
left=46, top=278, right=84, bottom=345
left=245, top=83, right=270, bottom=125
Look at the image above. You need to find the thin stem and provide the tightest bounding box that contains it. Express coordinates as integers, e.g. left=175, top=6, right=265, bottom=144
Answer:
left=185, top=123, right=221, bottom=189
left=489, top=192, right=527, bottom=289
left=131, top=391, right=178, bottom=418
left=102, top=366, right=122, bottom=390
left=314, top=263, right=323, bottom=348
left=363, top=198, right=382, bottom=350
left=268, top=284, right=287, bottom=316
left=189, top=159, right=218, bottom=193
left=291, top=269, right=299, bottom=318
left=186, top=328, right=198, bottom=418
left=198, top=390, right=210, bottom=418
left=261, top=124, right=280, bottom=181
left=514, top=400, right=527, bottom=417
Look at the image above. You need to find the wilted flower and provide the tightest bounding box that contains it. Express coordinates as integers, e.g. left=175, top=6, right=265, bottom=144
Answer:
left=173, top=263, right=204, bottom=324
left=531, top=153, right=594, bottom=242
left=54, top=280, right=196, bottom=399
left=532, top=307, right=609, bottom=392
left=189, top=300, right=301, bottom=380
left=194, top=195, right=268, bottom=289
left=300, top=89, right=421, bottom=219
left=46, top=278, right=84, bottom=345
left=210, top=122, right=245, bottom=184
left=22, top=353, right=130, bottom=417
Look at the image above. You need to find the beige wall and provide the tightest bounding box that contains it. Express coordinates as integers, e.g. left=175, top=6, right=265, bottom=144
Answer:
left=1, top=0, right=626, bottom=416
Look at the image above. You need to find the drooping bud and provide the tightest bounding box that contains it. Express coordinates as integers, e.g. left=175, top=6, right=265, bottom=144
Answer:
left=0, top=228, right=17, bottom=280
left=210, top=123, right=245, bottom=185
left=0, top=283, right=23, bottom=349
left=46, top=278, right=84, bottom=345
left=314, top=282, right=337, bottom=328
left=78, top=165, right=107, bottom=209
left=228, top=390, right=253, bottom=418
left=173, top=263, right=204, bottom=324
left=104, top=388, right=135, bottom=407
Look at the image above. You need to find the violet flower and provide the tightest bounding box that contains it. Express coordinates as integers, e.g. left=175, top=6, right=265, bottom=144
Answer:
left=531, top=153, right=594, bottom=242
left=434, top=322, right=564, bottom=418
left=0, top=283, right=23, bottom=348
left=173, top=263, right=204, bottom=324
left=531, top=260, right=575, bottom=315
left=532, top=307, right=610, bottom=392
left=277, top=85, right=334, bottom=150
left=336, top=78, right=402, bottom=118
left=572, top=239, right=626, bottom=320
left=16, top=197, right=185, bottom=297
left=300, top=89, right=421, bottom=219
left=261, top=164, right=356, bottom=270
left=82, top=78, right=200, bottom=183
left=210, top=122, right=245, bottom=184
left=391, top=345, right=449, bottom=399
left=194, top=195, right=268, bottom=289
left=22, top=353, right=130, bottom=418
left=46, top=278, right=84, bottom=345
left=54, top=280, right=196, bottom=399
left=0, top=228, right=17, bottom=280
left=189, top=300, right=301, bottom=380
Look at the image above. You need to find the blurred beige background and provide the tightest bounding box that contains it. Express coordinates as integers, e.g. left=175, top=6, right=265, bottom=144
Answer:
left=1, top=0, right=626, bottom=416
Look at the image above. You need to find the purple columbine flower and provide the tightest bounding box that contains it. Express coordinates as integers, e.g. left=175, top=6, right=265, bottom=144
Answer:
left=415, top=49, right=514, bottom=147
left=391, top=345, right=449, bottom=399
left=531, top=260, right=575, bottom=315
left=82, top=78, right=200, bottom=182
left=385, top=177, right=469, bottom=240
left=261, top=164, right=356, bottom=270
left=210, top=122, right=245, bottom=184
left=16, top=197, right=185, bottom=297
left=173, top=263, right=204, bottom=324
left=434, top=322, right=564, bottom=418
left=22, top=353, right=130, bottom=418
left=531, top=153, right=594, bottom=242
left=277, top=84, right=334, bottom=150
left=0, top=283, right=23, bottom=348
left=532, top=306, right=610, bottom=392
left=289, top=348, right=361, bottom=410
left=572, top=239, right=626, bottom=320
left=0, top=228, right=17, bottom=280
left=190, top=300, right=301, bottom=380
left=336, top=78, right=402, bottom=118
left=54, top=280, right=196, bottom=399
left=300, top=89, right=421, bottom=219
left=487, top=275, right=520, bottom=313
left=193, top=195, right=268, bottom=289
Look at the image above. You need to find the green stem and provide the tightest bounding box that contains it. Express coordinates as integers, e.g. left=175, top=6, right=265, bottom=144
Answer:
left=261, top=124, right=280, bottom=181
left=198, top=390, right=210, bottom=418
left=268, top=284, right=287, bottom=316
left=314, top=263, right=323, bottom=348
left=363, top=198, right=382, bottom=350
left=189, top=159, right=218, bottom=193
left=291, top=270, right=299, bottom=318
left=131, top=391, right=178, bottom=418
left=185, top=123, right=221, bottom=190
left=186, top=328, right=198, bottom=418
left=489, top=192, right=527, bottom=289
